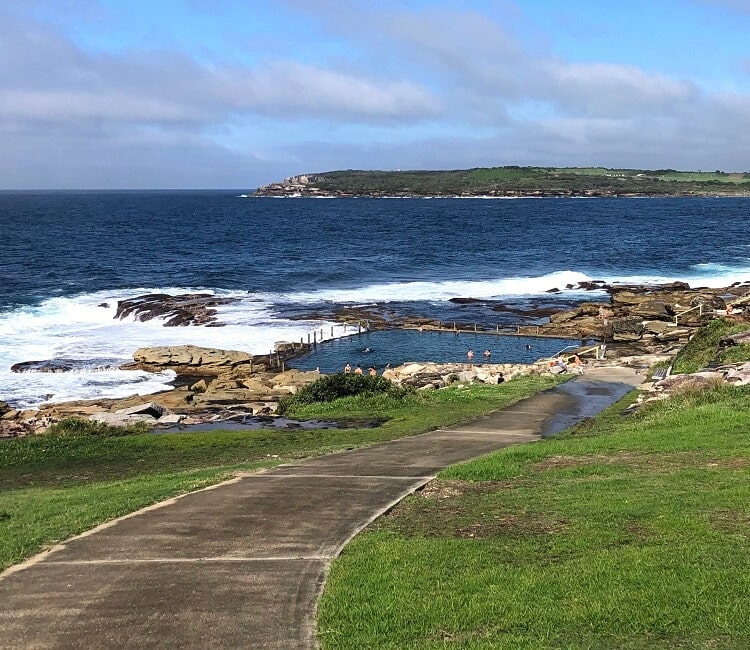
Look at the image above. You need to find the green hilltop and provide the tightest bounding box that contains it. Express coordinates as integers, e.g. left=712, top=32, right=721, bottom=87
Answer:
left=254, top=166, right=750, bottom=197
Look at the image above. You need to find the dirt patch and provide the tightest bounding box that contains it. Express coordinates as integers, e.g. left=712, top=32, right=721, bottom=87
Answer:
left=418, top=481, right=466, bottom=500
left=532, top=452, right=648, bottom=471
left=703, top=458, right=750, bottom=470
left=709, top=510, right=750, bottom=537
left=377, top=479, right=568, bottom=540
left=623, top=519, right=655, bottom=541
left=453, top=514, right=568, bottom=540
left=532, top=451, right=750, bottom=473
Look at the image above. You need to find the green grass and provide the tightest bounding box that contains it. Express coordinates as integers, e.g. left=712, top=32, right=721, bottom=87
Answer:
left=0, top=375, right=560, bottom=571
left=657, top=171, right=749, bottom=183
left=318, top=386, right=750, bottom=649
left=719, top=343, right=750, bottom=365
left=672, top=318, right=750, bottom=373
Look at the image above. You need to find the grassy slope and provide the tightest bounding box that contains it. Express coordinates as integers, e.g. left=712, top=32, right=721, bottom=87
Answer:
left=318, top=386, right=750, bottom=649
left=672, top=318, right=750, bottom=374
left=0, top=375, right=560, bottom=571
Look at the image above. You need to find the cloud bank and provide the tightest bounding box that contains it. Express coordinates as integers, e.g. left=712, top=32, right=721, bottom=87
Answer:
left=2, top=1, right=750, bottom=188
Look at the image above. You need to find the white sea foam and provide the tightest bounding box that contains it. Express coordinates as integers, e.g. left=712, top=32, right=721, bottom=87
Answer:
left=612, top=263, right=750, bottom=289
left=283, top=270, right=595, bottom=303
left=4, top=262, right=750, bottom=408
left=278, top=264, right=750, bottom=306
left=0, top=288, right=344, bottom=409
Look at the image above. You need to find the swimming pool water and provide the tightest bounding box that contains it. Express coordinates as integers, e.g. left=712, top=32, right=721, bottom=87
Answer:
left=288, top=330, right=582, bottom=374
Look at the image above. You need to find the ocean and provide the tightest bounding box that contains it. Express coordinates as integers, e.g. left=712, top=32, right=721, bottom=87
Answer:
left=1, top=191, right=749, bottom=408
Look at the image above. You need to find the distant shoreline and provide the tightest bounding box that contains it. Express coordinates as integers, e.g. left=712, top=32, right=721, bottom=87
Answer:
left=253, top=166, right=750, bottom=199
left=250, top=191, right=750, bottom=199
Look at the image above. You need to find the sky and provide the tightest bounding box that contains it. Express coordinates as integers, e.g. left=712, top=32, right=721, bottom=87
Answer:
left=2, top=0, right=750, bottom=189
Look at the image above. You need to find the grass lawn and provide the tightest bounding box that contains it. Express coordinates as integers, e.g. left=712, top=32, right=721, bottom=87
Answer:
left=318, top=385, right=750, bottom=649
left=0, top=375, right=561, bottom=571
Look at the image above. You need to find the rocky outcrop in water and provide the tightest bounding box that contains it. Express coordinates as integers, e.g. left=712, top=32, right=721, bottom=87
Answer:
left=114, top=293, right=239, bottom=326
left=123, top=345, right=255, bottom=375
left=11, top=358, right=124, bottom=373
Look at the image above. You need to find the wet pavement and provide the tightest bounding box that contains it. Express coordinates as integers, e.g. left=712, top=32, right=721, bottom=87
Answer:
left=0, top=367, right=643, bottom=649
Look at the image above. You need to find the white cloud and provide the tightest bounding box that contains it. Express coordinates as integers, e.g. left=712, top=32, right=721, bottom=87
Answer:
left=0, top=11, right=439, bottom=131
left=541, top=62, right=700, bottom=117
left=3, top=0, right=750, bottom=187
left=230, top=61, right=440, bottom=120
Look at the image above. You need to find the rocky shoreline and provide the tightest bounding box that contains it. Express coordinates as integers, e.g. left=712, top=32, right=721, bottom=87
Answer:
left=2, top=280, right=750, bottom=438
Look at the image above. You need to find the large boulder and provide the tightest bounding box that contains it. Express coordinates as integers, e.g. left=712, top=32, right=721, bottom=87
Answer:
left=720, top=330, right=750, bottom=348
left=126, top=345, right=253, bottom=375
left=724, top=362, right=750, bottom=385
left=609, top=316, right=644, bottom=341
left=655, top=372, right=725, bottom=392
left=90, top=412, right=158, bottom=427
left=549, top=309, right=581, bottom=324
left=116, top=402, right=167, bottom=418
left=654, top=326, right=693, bottom=342
left=632, top=300, right=671, bottom=319
left=643, top=320, right=673, bottom=334
left=191, top=391, right=278, bottom=411
left=270, top=369, right=322, bottom=393
left=149, top=388, right=194, bottom=411
left=192, top=389, right=272, bottom=406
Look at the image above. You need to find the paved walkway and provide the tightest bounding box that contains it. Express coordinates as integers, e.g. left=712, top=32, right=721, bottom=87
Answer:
left=0, top=368, right=641, bottom=649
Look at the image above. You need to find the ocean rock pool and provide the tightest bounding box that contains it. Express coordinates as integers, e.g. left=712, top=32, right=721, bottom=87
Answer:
left=289, top=330, right=584, bottom=374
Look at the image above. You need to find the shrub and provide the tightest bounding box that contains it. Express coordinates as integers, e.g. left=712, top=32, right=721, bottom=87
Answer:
left=277, top=373, right=408, bottom=414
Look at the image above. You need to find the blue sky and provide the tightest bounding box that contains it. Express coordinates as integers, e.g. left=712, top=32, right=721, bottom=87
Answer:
left=2, top=0, right=750, bottom=188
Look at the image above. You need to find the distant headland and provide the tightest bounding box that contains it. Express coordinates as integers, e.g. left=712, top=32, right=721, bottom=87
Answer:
left=253, top=166, right=750, bottom=198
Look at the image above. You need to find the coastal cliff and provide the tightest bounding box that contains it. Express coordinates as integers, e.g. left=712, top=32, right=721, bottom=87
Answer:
left=253, top=167, right=750, bottom=198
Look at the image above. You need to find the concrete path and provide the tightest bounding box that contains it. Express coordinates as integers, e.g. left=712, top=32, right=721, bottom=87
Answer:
left=0, top=368, right=641, bottom=649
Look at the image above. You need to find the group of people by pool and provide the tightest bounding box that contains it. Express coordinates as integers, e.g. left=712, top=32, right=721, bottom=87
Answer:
left=549, top=354, right=583, bottom=371
left=343, top=362, right=380, bottom=376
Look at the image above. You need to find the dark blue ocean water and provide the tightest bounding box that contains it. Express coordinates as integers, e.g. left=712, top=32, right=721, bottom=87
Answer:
left=2, top=191, right=749, bottom=311
left=1, top=191, right=749, bottom=407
